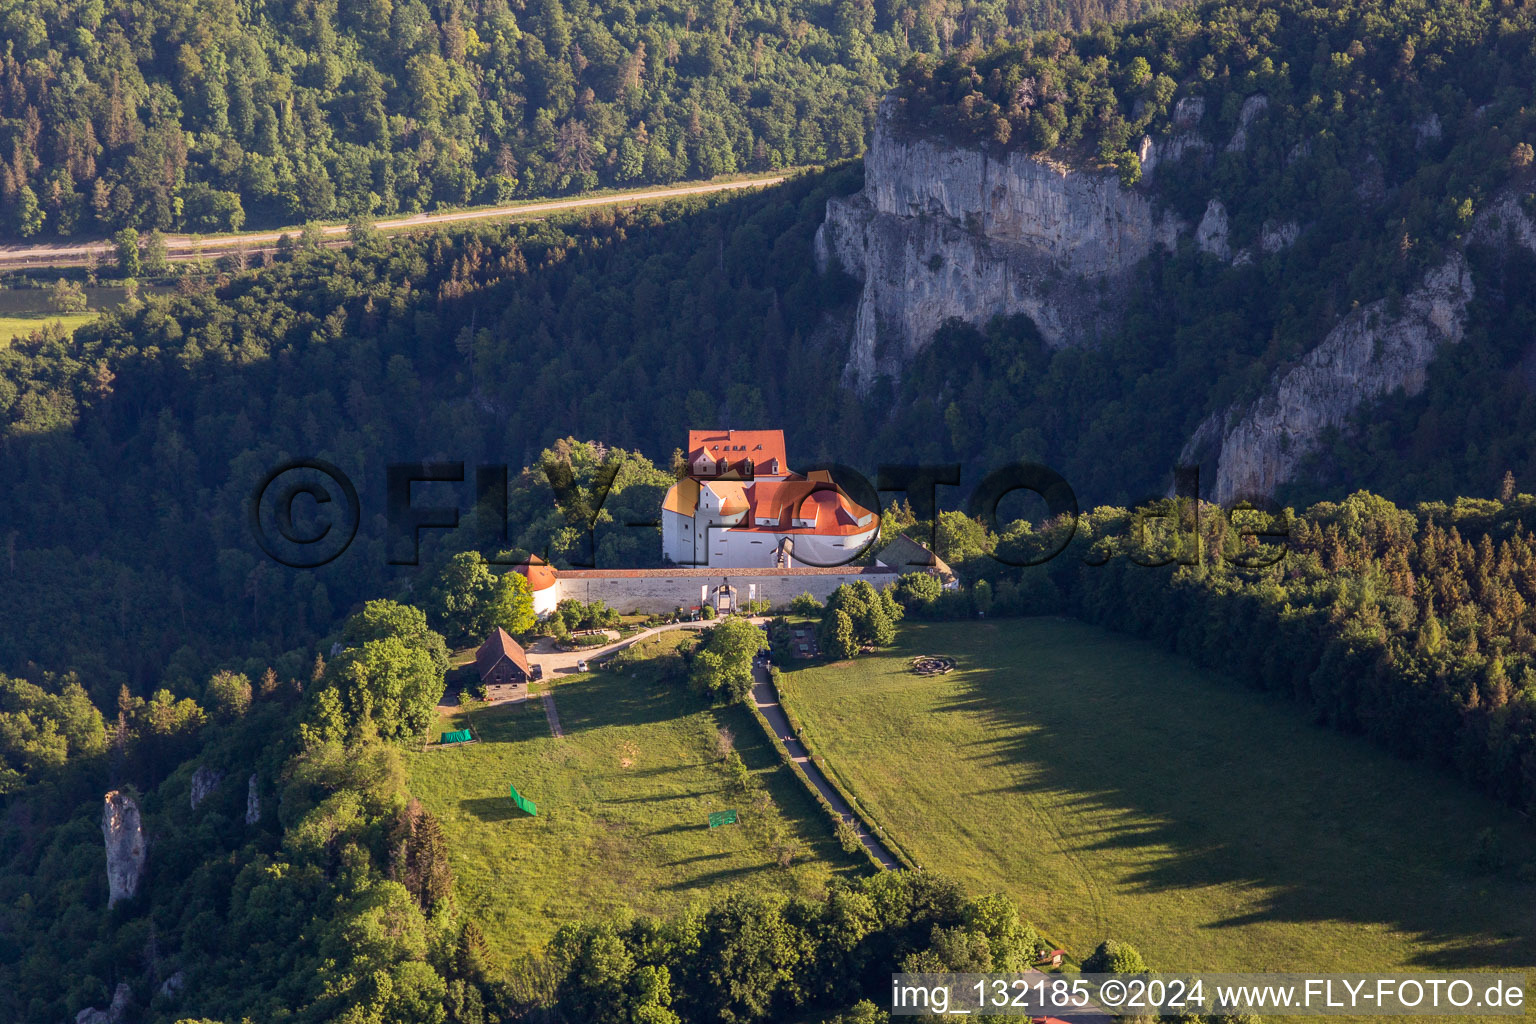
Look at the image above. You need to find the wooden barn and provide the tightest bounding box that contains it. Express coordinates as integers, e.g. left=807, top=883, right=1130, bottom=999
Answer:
left=475, top=627, right=533, bottom=701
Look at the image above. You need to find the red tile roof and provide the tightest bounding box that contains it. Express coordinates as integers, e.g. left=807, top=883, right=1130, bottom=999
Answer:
left=674, top=430, right=878, bottom=538
left=687, top=429, right=789, bottom=478
left=514, top=558, right=559, bottom=592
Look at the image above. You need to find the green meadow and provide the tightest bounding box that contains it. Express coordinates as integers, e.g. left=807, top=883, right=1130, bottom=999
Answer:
left=777, top=618, right=1536, bottom=977
left=0, top=311, right=97, bottom=346
left=404, top=636, right=859, bottom=959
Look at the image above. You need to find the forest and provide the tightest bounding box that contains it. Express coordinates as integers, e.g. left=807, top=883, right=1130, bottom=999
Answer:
left=4, top=141, right=1535, bottom=699
left=0, top=0, right=1170, bottom=239
left=4, top=0, right=1536, bottom=1018
left=878, top=491, right=1536, bottom=821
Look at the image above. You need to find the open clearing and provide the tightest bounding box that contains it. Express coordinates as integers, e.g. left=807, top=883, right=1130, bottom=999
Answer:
left=0, top=312, right=97, bottom=346
left=405, top=638, right=858, bottom=959
left=778, top=618, right=1536, bottom=976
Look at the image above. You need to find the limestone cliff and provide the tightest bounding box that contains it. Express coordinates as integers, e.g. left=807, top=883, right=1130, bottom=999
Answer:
left=245, top=772, right=261, bottom=825
left=74, top=982, right=133, bottom=1024
left=821, top=87, right=1523, bottom=498
left=1181, top=193, right=1536, bottom=501
left=190, top=765, right=223, bottom=810
left=816, top=96, right=1181, bottom=390
left=1180, top=254, right=1474, bottom=501
left=102, top=790, right=146, bottom=908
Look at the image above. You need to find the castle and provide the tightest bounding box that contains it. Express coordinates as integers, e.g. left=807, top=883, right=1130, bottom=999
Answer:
left=509, top=430, right=944, bottom=617
left=660, top=429, right=880, bottom=569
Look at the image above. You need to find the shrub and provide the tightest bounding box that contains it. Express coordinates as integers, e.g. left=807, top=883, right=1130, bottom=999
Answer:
left=836, top=819, right=863, bottom=855
left=789, top=592, right=823, bottom=615
left=47, top=278, right=88, bottom=313
left=1083, top=939, right=1147, bottom=974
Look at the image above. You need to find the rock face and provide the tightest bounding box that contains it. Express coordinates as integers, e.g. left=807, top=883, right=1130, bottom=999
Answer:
left=1195, top=200, right=1231, bottom=260
left=157, top=970, right=186, bottom=1000
left=245, top=772, right=261, bottom=825
left=74, top=981, right=133, bottom=1024
left=189, top=765, right=223, bottom=810
left=816, top=95, right=1181, bottom=389
left=1181, top=254, right=1473, bottom=501
left=102, top=791, right=146, bottom=908
left=1260, top=219, right=1300, bottom=254
left=1182, top=193, right=1536, bottom=501
left=1225, top=94, right=1270, bottom=152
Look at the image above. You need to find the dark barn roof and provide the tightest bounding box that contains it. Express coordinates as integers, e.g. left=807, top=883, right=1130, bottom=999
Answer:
left=475, top=628, right=531, bottom=681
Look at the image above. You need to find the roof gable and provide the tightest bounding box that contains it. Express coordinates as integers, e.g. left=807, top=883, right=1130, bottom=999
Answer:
left=475, top=627, right=531, bottom=679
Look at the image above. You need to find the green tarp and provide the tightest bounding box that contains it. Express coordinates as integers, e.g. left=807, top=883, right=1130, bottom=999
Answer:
left=510, top=783, right=538, bottom=816
left=440, top=728, right=472, bottom=744
left=708, top=809, right=738, bottom=828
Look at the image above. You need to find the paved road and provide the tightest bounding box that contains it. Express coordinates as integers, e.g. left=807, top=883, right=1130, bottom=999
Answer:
left=436, top=619, right=728, bottom=715
left=751, top=661, right=901, bottom=870
left=0, top=175, right=787, bottom=269
left=523, top=618, right=741, bottom=677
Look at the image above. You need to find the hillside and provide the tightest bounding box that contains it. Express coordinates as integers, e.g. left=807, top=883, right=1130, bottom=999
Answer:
left=10, top=0, right=1536, bottom=1020
left=0, top=0, right=1172, bottom=240
left=821, top=0, right=1536, bottom=503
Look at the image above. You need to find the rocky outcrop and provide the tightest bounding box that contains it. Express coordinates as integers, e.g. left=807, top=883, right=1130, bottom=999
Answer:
left=102, top=791, right=145, bottom=908
left=1416, top=112, right=1442, bottom=147
left=1139, top=96, right=1212, bottom=182
left=157, top=970, right=186, bottom=1001
left=1195, top=200, right=1231, bottom=260
left=245, top=773, right=261, bottom=825
left=74, top=982, right=133, bottom=1024
left=1259, top=219, right=1300, bottom=254
left=1181, top=192, right=1536, bottom=501
left=1181, top=254, right=1473, bottom=501
left=1226, top=94, right=1269, bottom=152
left=190, top=766, right=223, bottom=810
left=817, top=95, right=1182, bottom=389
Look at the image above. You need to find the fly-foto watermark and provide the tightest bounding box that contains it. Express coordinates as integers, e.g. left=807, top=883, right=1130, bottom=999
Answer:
left=248, top=458, right=1290, bottom=569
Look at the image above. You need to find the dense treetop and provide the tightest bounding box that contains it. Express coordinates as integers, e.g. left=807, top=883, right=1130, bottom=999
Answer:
left=890, top=0, right=1536, bottom=344
left=0, top=0, right=1171, bottom=238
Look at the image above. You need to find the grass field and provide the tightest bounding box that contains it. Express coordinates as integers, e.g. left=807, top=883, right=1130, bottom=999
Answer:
left=778, top=618, right=1536, bottom=977
left=405, top=638, right=860, bottom=958
left=0, top=311, right=97, bottom=346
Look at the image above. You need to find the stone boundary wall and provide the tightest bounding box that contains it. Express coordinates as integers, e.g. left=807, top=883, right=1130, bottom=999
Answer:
left=552, top=567, right=900, bottom=614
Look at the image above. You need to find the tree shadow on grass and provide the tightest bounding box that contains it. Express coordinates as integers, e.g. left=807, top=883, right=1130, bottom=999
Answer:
left=915, top=619, right=1536, bottom=969
left=667, top=851, right=732, bottom=866
left=547, top=671, right=698, bottom=735
left=661, top=863, right=765, bottom=890
left=614, top=762, right=709, bottom=779
left=604, top=789, right=718, bottom=805
left=461, top=796, right=537, bottom=823
left=713, top=704, right=781, bottom=770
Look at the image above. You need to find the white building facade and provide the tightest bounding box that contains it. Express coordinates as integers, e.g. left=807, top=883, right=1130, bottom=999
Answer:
left=660, top=429, right=879, bottom=569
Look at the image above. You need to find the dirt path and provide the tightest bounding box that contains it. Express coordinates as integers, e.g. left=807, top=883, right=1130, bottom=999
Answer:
left=541, top=692, right=565, bottom=740
left=0, top=175, right=788, bottom=270
left=752, top=662, right=901, bottom=870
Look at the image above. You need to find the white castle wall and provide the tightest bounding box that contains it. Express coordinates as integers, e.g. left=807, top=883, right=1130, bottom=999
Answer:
left=551, top=568, right=899, bottom=614
left=664, top=517, right=880, bottom=569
